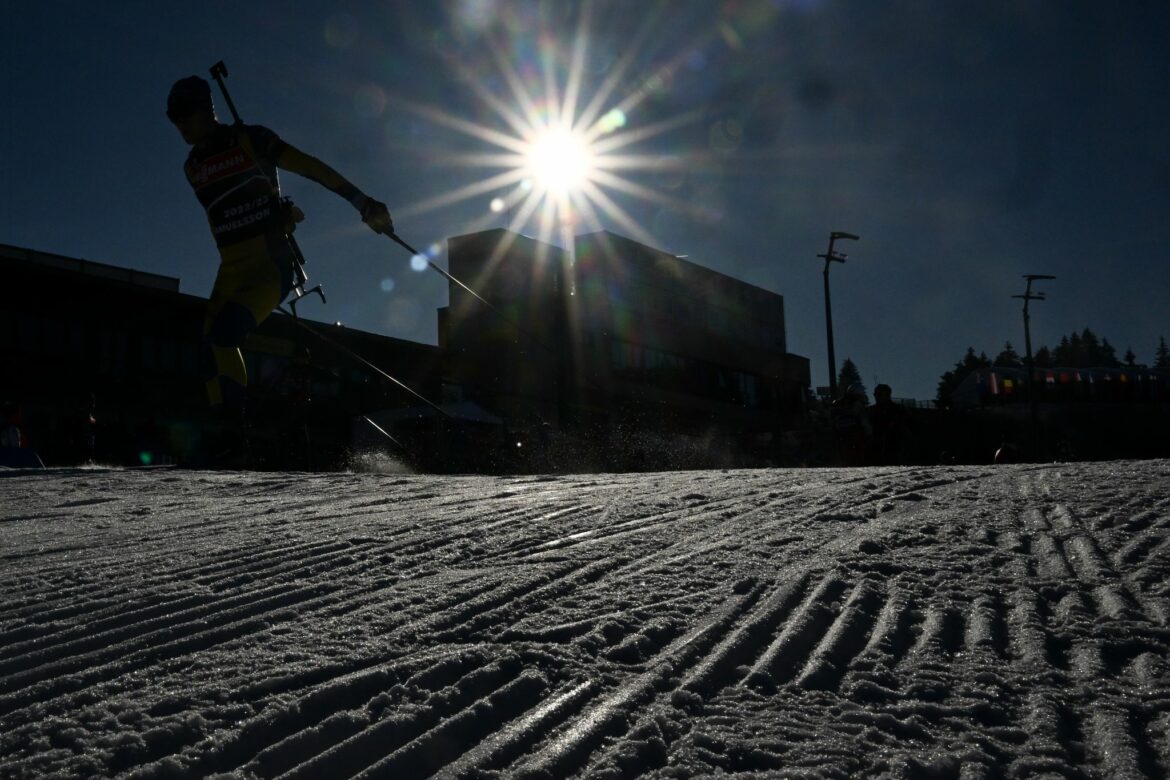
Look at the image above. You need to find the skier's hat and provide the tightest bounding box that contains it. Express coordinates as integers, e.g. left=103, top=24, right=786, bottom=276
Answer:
left=167, top=76, right=213, bottom=120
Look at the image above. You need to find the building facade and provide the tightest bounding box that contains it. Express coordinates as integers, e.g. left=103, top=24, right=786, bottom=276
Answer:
left=3, top=243, right=440, bottom=468
left=442, top=229, right=810, bottom=467
left=439, top=229, right=571, bottom=428
left=6, top=228, right=812, bottom=471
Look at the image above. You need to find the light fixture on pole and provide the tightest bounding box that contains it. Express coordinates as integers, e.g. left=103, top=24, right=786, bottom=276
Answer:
left=818, top=231, right=860, bottom=398
left=1012, top=274, right=1055, bottom=459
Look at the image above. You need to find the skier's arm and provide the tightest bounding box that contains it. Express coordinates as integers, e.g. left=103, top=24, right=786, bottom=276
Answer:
left=275, top=143, right=393, bottom=234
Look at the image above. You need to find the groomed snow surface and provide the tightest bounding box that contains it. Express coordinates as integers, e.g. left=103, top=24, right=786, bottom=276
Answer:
left=3, top=461, right=1170, bottom=779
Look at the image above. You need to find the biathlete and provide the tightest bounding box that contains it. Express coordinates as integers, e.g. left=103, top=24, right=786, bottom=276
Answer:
left=166, top=75, right=392, bottom=463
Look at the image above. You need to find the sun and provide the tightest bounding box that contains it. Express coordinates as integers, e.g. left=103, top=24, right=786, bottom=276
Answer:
left=525, top=125, right=594, bottom=196
left=385, top=3, right=717, bottom=254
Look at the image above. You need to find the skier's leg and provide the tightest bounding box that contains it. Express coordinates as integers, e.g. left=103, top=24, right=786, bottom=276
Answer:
left=202, top=234, right=295, bottom=406
left=199, top=234, right=296, bottom=466
left=203, top=302, right=254, bottom=407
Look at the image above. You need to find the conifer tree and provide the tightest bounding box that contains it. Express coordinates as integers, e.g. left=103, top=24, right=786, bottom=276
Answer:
left=1080, top=328, right=1100, bottom=365
left=1156, top=336, right=1170, bottom=369
left=1099, top=338, right=1119, bottom=367
left=1047, top=329, right=1122, bottom=368
left=936, top=348, right=990, bottom=407
left=939, top=330, right=1160, bottom=409
left=837, top=358, right=866, bottom=399
left=1053, top=335, right=1072, bottom=366
left=994, top=342, right=1023, bottom=367
left=1068, top=331, right=1084, bottom=366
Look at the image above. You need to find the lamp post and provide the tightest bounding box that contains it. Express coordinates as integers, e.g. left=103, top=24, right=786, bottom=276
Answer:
left=1013, top=274, right=1055, bottom=460
left=818, top=231, right=860, bottom=398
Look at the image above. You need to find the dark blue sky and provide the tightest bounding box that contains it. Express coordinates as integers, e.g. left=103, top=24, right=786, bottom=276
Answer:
left=4, top=1, right=1168, bottom=401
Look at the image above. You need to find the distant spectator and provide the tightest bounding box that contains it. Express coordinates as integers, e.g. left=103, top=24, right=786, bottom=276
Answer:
left=868, top=384, right=910, bottom=465
left=65, top=393, right=98, bottom=464
left=0, top=400, right=45, bottom=468
left=1, top=400, right=24, bottom=449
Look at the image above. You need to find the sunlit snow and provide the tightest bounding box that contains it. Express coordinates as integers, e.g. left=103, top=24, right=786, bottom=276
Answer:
left=2, top=461, right=1169, bottom=777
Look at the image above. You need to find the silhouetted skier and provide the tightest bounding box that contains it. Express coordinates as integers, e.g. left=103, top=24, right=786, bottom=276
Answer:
left=1, top=400, right=24, bottom=449
left=867, top=383, right=909, bottom=465
left=65, top=392, right=98, bottom=465
left=167, top=76, right=392, bottom=466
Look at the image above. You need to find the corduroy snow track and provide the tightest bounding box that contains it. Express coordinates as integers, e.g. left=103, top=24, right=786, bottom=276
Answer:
left=2, top=461, right=1170, bottom=778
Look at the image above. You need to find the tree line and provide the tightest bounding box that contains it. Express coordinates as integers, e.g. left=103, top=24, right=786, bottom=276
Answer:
left=936, top=330, right=1170, bottom=406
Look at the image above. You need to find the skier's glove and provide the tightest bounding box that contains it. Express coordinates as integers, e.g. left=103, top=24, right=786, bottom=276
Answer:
left=354, top=195, right=393, bottom=235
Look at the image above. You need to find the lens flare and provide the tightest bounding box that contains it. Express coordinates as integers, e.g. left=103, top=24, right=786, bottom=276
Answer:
left=596, top=108, right=627, bottom=134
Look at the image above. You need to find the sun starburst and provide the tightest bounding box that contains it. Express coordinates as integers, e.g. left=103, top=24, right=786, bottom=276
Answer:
left=389, top=1, right=717, bottom=257
left=525, top=124, right=594, bottom=195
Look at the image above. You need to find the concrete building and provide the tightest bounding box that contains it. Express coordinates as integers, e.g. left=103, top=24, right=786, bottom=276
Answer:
left=441, top=229, right=810, bottom=466
left=3, top=242, right=440, bottom=468
left=439, top=229, right=571, bottom=428
left=6, top=227, right=811, bottom=470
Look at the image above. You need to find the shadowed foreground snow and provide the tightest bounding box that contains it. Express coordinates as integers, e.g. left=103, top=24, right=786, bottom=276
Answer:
left=3, top=461, right=1170, bottom=778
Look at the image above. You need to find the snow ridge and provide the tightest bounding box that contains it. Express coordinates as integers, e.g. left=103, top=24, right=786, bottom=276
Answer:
left=2, top=462, right=1169, bottom=778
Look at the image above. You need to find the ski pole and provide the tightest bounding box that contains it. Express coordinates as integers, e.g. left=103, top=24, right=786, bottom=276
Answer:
left=276, top=305, right=449, bottom=418
left=384, top=231, right=504, bottom=319
left=381, top=231, right=591, bottom=392
left=383, top=230, right=565, bottom=361
left=361, top=415, right=407, bottom=452
left=204, top=62, right=446, bottom=451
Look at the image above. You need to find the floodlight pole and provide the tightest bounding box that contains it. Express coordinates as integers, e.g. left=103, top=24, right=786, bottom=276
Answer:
left=1013, top=274, right=1055, bottom=460
left=818, top=231, right=859, bottom=398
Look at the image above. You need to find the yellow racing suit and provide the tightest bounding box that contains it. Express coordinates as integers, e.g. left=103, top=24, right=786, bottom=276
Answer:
left=183, top=122, right=371, bottom=408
